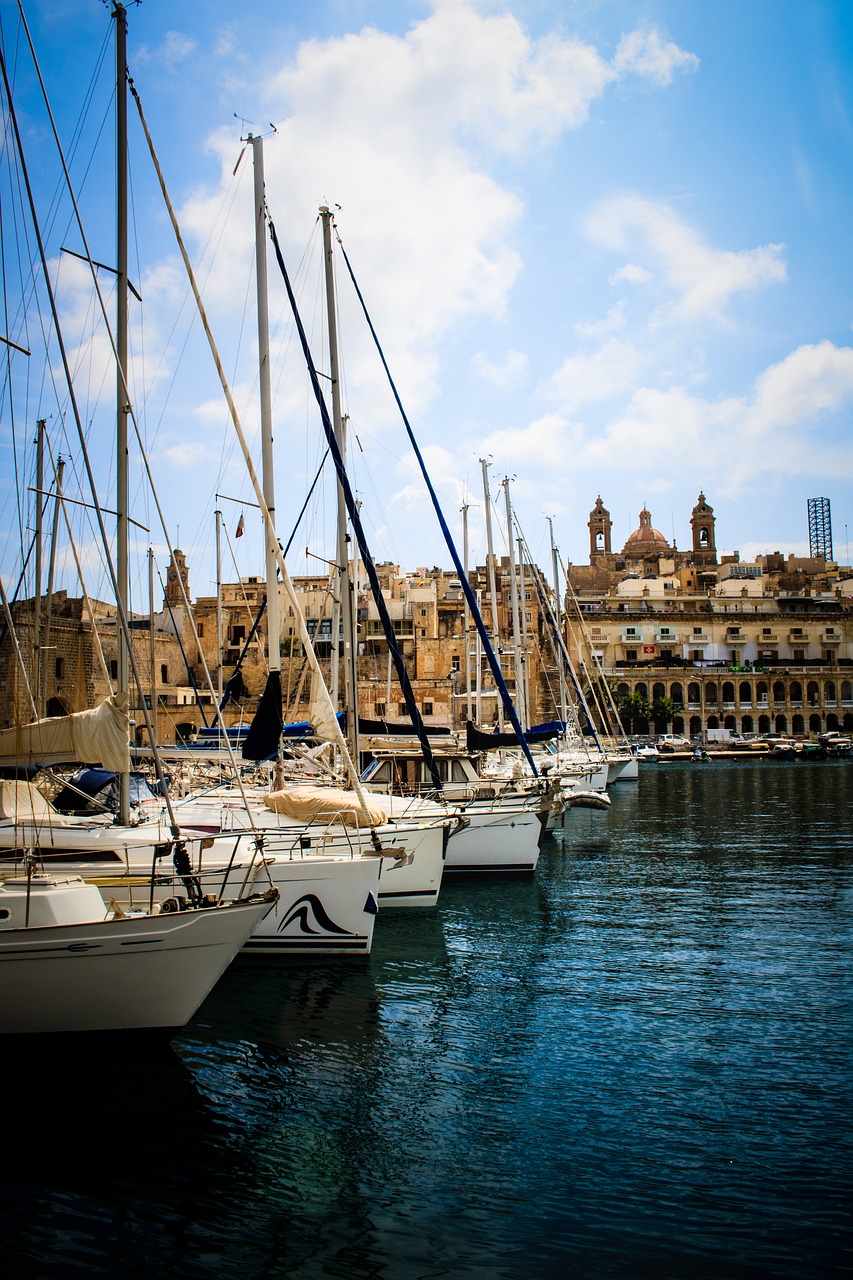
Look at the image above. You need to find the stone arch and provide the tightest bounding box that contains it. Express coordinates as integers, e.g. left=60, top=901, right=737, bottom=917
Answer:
left=807, top=680, right=820, bottom=707
left=841, top=679, right=853, bottom=704
left=689, top=716, right=702, bottom=737
left=843, top=713, right=853, bottom=731
left=739, top=681, right=752, bottom=704
left=724, top=715, right=737, bottom=731
left=174, top=721, right=197, bottom=744
left=652, top=682, right=666, bottom=702
left=741, top=715, right=754, bottom=734
left=635, top=683, right=648, bottom=701
left=707, top=714, right=720, bottom=729
left=756, top=680, right=768, bottom=703
left=809, top=714, right=822, bottom=733
left=670, top=682, right=684, bottom=706
left=46, top=696, right=68, bottom=717
left=773, top=680, right=786, bottom=703
left=705, top=682, right=719, bottom=705
left=688, top=682, right=701, bottom=705
left=775, top=715, right=788, bottom=733
left=790, top=681, right=803, bottom=703
left=722, top=681, right=735, bottom=704
left=792, top=714, right=805, bottom=735
left=758, top=714, right=771, bottom=733
left=617, top=682, right=630, bottom=699
left=826, top=713, right=839, bottom=730
left=825, top=680, right=837, bottom=703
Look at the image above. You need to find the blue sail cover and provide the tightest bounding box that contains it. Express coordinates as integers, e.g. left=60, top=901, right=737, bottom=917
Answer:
left=336, top=241, right=537, bottom=778
left=268, top=218, right=443, bottom=791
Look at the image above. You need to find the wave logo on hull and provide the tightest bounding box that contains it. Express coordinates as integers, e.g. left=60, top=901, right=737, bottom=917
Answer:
left=277, top=894, right=355, bottom=937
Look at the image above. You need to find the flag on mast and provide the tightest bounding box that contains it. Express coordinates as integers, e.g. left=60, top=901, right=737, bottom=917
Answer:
left=236, top=513, right=245, bottom=538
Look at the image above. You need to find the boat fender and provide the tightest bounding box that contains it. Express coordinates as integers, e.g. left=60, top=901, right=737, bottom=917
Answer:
left=172, top=840, right=203, bottom=905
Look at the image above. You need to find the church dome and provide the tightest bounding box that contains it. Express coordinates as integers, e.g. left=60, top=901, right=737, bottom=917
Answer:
left=623, top=506, right=670, bottom=554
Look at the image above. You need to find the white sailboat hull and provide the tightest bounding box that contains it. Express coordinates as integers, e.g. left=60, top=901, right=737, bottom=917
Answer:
left=0, top=889, right=274, bottom=1036
left=444, top=802, right=543, bottom=875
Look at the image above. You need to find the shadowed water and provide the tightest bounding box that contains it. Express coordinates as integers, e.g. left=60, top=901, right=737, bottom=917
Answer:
left=2, top=759, right=851, bottom=1278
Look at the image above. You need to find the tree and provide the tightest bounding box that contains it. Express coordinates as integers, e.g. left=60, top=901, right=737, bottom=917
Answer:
left=652, top=695, right=677, bottom=734
left=618, top=690, right=650, bottom=734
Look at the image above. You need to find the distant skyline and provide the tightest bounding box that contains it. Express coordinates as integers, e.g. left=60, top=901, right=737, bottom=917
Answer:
left=1, top=0, right=852, bottom=612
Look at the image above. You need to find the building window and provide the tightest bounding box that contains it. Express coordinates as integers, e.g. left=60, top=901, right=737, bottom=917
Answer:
left=423, top=701, right=433, bottom=716
left=690, top=650, right=703, bottom=662
left=398, top=702, right=407, bottom=717
left=55, top=657, right=64, bottom=679
left=375, top=702, right=386, bottom=718
left=420, top=607, right=427, bottom=617
left=231, top=625, right=245, bottom=644
left=793, top=649, right=805, bottom=662
left=452, top=655, right=461, bottom=672
left=626, top=649, right=638, bottom=661
left=197, top=623, right=204, bottom=638
left=110, top=659, right=118, bottom=680
left=160, top=664, right=168, bottom=683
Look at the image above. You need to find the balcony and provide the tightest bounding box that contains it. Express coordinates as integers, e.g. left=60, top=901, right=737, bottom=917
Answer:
left=788, top=632, right=809, bottom=645
left=821, top=632, right=841, bottom=645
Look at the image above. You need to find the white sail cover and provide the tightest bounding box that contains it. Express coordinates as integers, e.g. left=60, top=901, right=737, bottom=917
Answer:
left=0, top=694, right=130, bottom=773
left=264, top=785, right=389, bottom=828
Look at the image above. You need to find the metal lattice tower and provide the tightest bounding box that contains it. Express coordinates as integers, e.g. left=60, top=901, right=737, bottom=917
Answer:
left=807, top=497, right=833, bottom=560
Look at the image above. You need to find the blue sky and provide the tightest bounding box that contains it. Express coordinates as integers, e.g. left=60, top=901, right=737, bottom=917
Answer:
left=2, top=0, right=853, bottom=615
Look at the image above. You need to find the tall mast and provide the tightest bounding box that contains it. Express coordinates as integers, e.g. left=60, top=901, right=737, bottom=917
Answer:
left=548, top=515, right=568, bottom=723
left=215, top=507, right=223, bottom=707
left=148, top=546, right=156, bottom=743
left=461, top=500, right=472, bottom=722
left=114, top=2, right=130, bottom=823
left=250, top=134, right=281, bottom=681
left=480, top=457, right=502, bottom=728
left=517, top=535, right=530, bottom=729
left=33, top=418, right=44, bottom=713
left=320, top=205, right=358, bottom=764
left=502, top=476, right=525, bottom=731
left=42, top=454, right=64, bottom=715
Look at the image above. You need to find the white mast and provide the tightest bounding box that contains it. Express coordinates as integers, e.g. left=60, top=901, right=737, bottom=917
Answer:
left=480, top=457, right=502, bottom=728
left=250, top=134, right=281, bottom=682
left=548, top=515, right=568, bottom=723
left=320, top=205, right=359, bottom=765
left=502, top=476, right=525, bottom=731
left=462, top=500, right=472, bottom=722
left=114, top=3, right=130, bottom=824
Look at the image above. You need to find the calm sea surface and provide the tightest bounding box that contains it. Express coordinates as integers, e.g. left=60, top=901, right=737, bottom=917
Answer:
left=3, top=759, right=852, bottom=1279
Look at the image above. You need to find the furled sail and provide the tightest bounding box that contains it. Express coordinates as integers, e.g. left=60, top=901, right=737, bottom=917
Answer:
left=0, top=694, right=130, bottom=773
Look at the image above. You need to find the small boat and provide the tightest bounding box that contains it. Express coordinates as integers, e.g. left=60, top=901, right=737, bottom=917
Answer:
left=0, top=871, right=276, bottom=1038
left=562, top=789, right=611, bottom=810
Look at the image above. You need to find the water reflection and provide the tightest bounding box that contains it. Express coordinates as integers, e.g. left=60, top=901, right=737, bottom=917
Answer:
left=2, top=762, right=850, bottom=1278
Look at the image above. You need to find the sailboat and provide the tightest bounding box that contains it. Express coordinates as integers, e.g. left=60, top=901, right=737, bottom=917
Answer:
left=0, top=4, right=278, bottom=1036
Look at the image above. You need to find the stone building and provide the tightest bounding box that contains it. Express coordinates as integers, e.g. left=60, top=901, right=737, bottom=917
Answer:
left=565, top=495, right=853, bottom=739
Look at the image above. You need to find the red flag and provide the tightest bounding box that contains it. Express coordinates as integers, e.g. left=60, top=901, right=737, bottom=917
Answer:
left=236, top=513, right=245, bottom=538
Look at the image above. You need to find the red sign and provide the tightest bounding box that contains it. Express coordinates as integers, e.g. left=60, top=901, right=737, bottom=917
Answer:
left=643, top=645, right=656, bottom=654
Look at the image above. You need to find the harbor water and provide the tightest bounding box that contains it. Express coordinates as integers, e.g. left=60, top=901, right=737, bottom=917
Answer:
left=3, top=759, right=851, bottom=1278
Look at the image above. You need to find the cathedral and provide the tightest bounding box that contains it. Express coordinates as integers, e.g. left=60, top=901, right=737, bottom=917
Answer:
left=584, top=492, right=718, bottom=577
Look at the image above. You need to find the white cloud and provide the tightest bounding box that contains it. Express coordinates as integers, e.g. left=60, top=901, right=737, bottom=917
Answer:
left=472, top=348, right=529, bottom=387
left=175, top=6, right=696, bottom=434
left=547, top=338, right=647, bottom=411
left=613, top=29, right=700, bottom=86
left=588, top=195, right=787, bottom=320
left=575, top=301, right=628, bottom=337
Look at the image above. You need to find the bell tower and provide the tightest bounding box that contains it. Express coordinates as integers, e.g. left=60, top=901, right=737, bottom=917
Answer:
left=690, top=492, right=717, bottom=564
left=165, top=548, right=189, bottom=608
left=588, top=496, right=612, bottom=563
